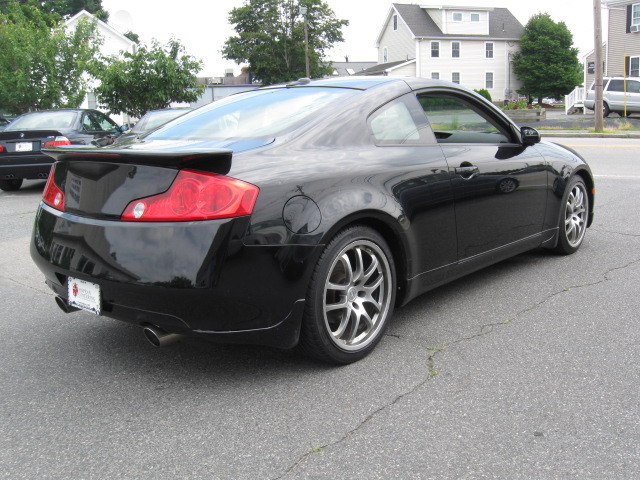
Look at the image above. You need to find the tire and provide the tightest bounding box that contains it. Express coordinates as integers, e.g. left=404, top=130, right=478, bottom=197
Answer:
left=553, top=176, right=589, bottom=255
left=603, top=102, right=610, bottom=118
left=298, top=226, right=396, bottom=364
left=0, top=179, right=23, bottom=192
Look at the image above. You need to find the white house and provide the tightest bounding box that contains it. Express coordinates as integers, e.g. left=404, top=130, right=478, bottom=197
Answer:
left=368, top=4, right=524, bottom=102
left=64, top=10, right=136, bottom=123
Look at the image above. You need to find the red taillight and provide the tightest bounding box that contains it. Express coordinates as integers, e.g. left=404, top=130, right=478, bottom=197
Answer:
left=42, top=165, right=65, bottom=211
left=0, top=144, right=4, bottom=152
left=43, top=136, right=71, bottom=148
left=121, top=170, right=259, bottom=222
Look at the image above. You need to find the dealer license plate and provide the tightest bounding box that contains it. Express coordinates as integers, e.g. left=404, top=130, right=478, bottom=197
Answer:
left=15, top=142, right=33, bottom=152
left=68, top=277, right=101, bottom=315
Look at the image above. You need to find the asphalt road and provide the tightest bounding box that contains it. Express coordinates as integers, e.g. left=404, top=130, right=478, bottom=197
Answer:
left=1, top=138, right=639, bottom=479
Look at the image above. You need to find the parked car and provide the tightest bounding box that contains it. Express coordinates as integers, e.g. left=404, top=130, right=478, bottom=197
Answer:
left=30, top=77, right=594, bottom=364
left=114, top=108, right=191, bottom=144
left=0, top=109, right=125, bottom=191
left=584, top=76, right=640, bottom=117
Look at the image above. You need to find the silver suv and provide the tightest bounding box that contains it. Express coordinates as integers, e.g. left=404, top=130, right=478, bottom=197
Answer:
left=584, top=77, right=640, bottom=117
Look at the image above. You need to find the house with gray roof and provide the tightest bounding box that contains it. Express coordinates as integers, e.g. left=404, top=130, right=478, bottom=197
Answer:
left=372, top=4, right=524, bottom=102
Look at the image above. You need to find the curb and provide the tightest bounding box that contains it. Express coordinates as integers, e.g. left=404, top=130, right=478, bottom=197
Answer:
left=538, top=130, right=640, bottom=138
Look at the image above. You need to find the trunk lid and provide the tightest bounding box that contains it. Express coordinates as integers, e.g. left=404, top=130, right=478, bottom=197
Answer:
left=45, top=145, right=233, bottom=219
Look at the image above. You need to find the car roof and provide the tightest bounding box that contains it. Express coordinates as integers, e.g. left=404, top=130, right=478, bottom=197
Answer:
left=265, top=76, right=467, bottom=92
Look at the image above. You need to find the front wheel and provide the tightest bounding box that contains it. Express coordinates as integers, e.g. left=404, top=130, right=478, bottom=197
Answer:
left=298, top=226, right=396, bottom=364
left=0, top=179, right=23, bottom=192
left=553, top=176, right=589, bottom=255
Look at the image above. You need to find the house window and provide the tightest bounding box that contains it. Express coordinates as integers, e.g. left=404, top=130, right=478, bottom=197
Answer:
left=431, top=72, right=440, bottom=80
left=452, top=72, right=460, bottom=84
left=431, top=41, right=440, bottom=58
left=485, top=72, right=494, bottom=89
left=393, top=14, right=398, bottom=31
left=383, top=47, right=388, bottom=63
left=453, top=12, right=463, bottom=22
left=452, top=42, right=460, bottom=58
left=631, top=56, right=640, bottom=76
left=471, top=13, right=480, bottom=22
left=633, top=4, right=640, bottom=25
left=485, top=42, right=494, bottom=59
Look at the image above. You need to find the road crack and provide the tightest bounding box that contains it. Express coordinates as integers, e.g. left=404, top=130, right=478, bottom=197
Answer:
left=0, top=275, right=51, bottom=296
left=273, top=256, right=640, bottom=479
left=591, top=228, right=640, bottom=238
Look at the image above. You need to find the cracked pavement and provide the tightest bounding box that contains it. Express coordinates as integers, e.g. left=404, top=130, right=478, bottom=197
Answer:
left=1, top=138, right=640, bottom=479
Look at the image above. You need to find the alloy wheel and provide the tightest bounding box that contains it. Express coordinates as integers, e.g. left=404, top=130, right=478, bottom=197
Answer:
left=322, top=240, right=392, bottom=351
left=564, top=183, right=587, bottom=248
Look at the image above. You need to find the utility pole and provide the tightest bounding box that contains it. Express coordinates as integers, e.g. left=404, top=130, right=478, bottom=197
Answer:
left=594, top=0, right=604, bottom=132
left=300, top=5, right=311, bottom=78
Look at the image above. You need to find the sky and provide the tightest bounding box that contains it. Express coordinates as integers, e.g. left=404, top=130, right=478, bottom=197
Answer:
left=101, top=0, right=606, bottom=77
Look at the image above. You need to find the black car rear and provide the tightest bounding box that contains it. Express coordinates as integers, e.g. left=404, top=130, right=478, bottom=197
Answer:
left=0, top=109, right=123, bottom=191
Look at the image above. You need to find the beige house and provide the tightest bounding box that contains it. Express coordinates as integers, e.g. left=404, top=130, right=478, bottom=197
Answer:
left=568, top=1, right=640, bottom=112
left=364, top=3, right=524, bottom=102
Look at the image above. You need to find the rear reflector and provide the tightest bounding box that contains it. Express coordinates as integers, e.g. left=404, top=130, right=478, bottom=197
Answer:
left=42, top=165, right=65, bottom=211
left=121, top=170, right=259, bottom=222
left=43, top=136, right=71, bottom=148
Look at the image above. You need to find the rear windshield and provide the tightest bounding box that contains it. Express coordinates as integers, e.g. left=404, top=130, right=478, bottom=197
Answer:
left=8, top=111, right=77, bottom=130
left=146, top=87, right=358, bottom=141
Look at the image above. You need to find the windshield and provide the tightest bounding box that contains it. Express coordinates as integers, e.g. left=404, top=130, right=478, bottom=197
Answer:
left=146, top=87, right=358, bottom=141
left=8, top=111, right=77, bottom=130
left=132, top=110, right=190, bottom=133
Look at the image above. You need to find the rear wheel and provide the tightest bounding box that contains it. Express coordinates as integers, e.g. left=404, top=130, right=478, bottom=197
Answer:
left=553, top=176, right=588, bottom=255
left=603, top=102, right=610, bottom=118
left=298, top=226, right=396, bottom=364
left=0, top=179, right=23, bottom=192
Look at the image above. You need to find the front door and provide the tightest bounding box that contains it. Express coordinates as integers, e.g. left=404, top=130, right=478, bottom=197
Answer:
left=417, top=91, right=548, bottom=261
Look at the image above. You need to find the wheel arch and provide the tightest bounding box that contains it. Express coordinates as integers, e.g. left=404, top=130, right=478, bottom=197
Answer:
left=318, top=210, right=411, bottom=306
left=574, top=168, right=595, bottom=228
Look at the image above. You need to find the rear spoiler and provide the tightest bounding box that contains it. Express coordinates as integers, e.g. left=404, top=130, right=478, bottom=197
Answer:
left=42, top=145, right=233, bottom=174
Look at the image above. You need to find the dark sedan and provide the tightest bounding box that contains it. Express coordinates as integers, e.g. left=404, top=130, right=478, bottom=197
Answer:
left=30, top=77, right=594, bottom=364
left=0, top=109, right=124, bottom=191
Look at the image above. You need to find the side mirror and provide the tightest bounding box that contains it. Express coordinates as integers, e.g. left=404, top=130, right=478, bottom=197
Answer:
left=521, top=126, right=540, bottom=145
left=120, top=125, right=129, bottom=133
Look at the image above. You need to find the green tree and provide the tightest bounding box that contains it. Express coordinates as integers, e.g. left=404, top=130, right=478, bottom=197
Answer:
left=90, top=39, right=204, bottom=118
left=512, top=13, right=582, bottom=104
left=6, top=0, right=109, bottom=21
left=0, top=2, right=99, bottom=114
left=222, top=0, right=348, bottom=85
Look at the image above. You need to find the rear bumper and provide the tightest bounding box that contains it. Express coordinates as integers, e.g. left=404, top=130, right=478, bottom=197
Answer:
left=31, top=203, right=321, bottom=348
left=0, top=154, right=52, bottom=180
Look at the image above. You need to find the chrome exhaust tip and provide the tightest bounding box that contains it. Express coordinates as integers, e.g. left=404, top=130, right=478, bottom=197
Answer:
left=55, top=296, right=79, bottom=314
left=142, top=325, right=183, bottom=347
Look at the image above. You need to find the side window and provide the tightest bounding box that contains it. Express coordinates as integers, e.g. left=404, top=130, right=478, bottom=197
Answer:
left=368, top=96, right=435, bottom=145
left=628, top=80, right=640, bottom=93
left=417, top=93, right=511, bottom=144
left=607, top=80, right=625, bottom=92
left=82, top=113, right=96, bottom=131
left=92, top=111, right=118, bottom=131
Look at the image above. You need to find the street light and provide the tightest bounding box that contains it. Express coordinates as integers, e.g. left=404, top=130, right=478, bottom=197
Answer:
left=300, top=5, right=310, bottom=78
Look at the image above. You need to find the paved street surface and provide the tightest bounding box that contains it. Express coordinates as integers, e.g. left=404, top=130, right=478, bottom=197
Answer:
left=1, top=138, right=639, bottom=479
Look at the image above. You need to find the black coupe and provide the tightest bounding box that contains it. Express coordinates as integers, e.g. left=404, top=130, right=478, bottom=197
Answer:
left=30, top=77, right=594, bottom=364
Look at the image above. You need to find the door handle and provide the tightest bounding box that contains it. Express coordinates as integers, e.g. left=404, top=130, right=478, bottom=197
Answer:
left=455, top=165, right=479, bottom=178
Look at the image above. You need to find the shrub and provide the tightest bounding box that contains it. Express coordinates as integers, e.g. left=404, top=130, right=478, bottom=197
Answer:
left=474, top=89, right=492, bottom=102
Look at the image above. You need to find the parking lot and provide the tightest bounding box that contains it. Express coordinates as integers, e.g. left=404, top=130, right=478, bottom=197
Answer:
left=1, top=137, right=639, bottom=479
